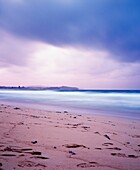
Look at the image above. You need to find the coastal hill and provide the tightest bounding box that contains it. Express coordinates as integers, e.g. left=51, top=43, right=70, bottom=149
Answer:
left=0, top=86, right=79, bottom=91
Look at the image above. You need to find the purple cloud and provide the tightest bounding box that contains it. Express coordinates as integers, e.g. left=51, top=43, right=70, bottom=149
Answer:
left=0, top=29, right=34, bottom=67
left=0, top=0, right=140, bottom=62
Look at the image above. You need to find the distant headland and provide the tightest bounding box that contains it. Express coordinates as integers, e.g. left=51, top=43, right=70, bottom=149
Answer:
left=0, top=86, right=79, bottom=91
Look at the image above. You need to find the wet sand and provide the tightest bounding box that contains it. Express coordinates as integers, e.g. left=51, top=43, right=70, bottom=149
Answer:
left=0, top=104, right=140, bottom=170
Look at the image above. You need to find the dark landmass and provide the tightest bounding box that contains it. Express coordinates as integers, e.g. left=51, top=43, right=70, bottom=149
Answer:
left=0, top=86, right=140, bottom=93
left=0, top=86, right=79, bottom=91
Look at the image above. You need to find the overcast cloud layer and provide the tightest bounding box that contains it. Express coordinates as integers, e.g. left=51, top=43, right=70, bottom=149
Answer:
left=0, top=0, right=140, bottom=62
left=0, top=0, right=140, bottom=89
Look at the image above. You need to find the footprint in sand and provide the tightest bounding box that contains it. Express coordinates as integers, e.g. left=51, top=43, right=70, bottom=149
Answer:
left=2, top=146, right=33, bottom=153
left=77, top=162, right=98, bottom=168
left=18, top=160, right=46, bottom=168
left=111, top=153, right=138, bottom=158
left=102, top=143, right=113, bottom=146
left=111, top=153, right=126, bottom=157
left=95, top=146, right=121, bottom=151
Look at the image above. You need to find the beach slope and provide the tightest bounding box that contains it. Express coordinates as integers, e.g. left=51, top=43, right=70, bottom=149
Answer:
left=0, top=104, right=140, bottom=170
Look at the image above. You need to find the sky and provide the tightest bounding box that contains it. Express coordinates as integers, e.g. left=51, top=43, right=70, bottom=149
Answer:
left=0, top=0, right=140, bottom=89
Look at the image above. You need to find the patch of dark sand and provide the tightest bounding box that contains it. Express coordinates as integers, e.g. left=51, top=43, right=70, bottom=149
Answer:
left=30, top=115, right=40, bottom=118
left=106, top=147, right=121, bottom=151
left=30, top=151, right=42, bottom=155
left=105, top=132, right=117, bottom=135
left=94, top=132, right=100, bottom=134
left=14, top=107, right=20, bottom=110
left=31, top=156, right=49, bottom=159
left=111, top=153, right=126, bottom=157
left=1, top=147, right=44, bottom=158
left=68, top=150, right=76, bottom=155
left=95, top=148, right=102, bottom=150
left=56, top=111, right=61, bottom=113
left=17, top=122, right=24, bottom=125
left=104, top=134, right=111, bottom=140
left=0, top=165, right=3, bottom=170
left=63, top=144, right=90, bottom=149
left=64, top=111, right=68, bottom=113
left=131, top=135, right=140, bottom=138
left=65, top=123, right=83, bottom=127
left=18, top=154, right=25, bottom=157
left=81, top=126, right=90, bottom=129
left=0, top=145, right=5, bottom=148
left=2, top=147, right=33, bottom=153
left=31, top=140, right=37, bottom=144
left=0, top=154, right=16, bottom=156
left=126, top=142, right=130, bottom=144
left=128, top=155, right=138, bottom=158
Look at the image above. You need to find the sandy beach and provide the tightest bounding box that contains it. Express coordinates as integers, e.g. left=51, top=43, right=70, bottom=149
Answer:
left=0, top=103, right=140, bottom=170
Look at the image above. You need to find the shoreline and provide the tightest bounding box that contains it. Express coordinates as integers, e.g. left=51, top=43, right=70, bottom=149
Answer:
left=0, top=100, right=140, bottom=121
left=0, top=103, right=140, bottom=169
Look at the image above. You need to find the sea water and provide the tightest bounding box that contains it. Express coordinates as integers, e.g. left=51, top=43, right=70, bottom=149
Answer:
left=0, top=89, right=140, bottom=119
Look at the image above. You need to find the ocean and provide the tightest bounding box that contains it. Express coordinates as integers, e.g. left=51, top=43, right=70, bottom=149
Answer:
left=0, top=89, right=140, bottom=120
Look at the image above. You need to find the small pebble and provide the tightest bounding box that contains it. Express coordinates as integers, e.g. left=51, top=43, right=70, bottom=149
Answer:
left=69, top=151, right=76, bottom=155
left=14, top=107, right=20, bottom=110
left=31, top=140, right=37, bottom=144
